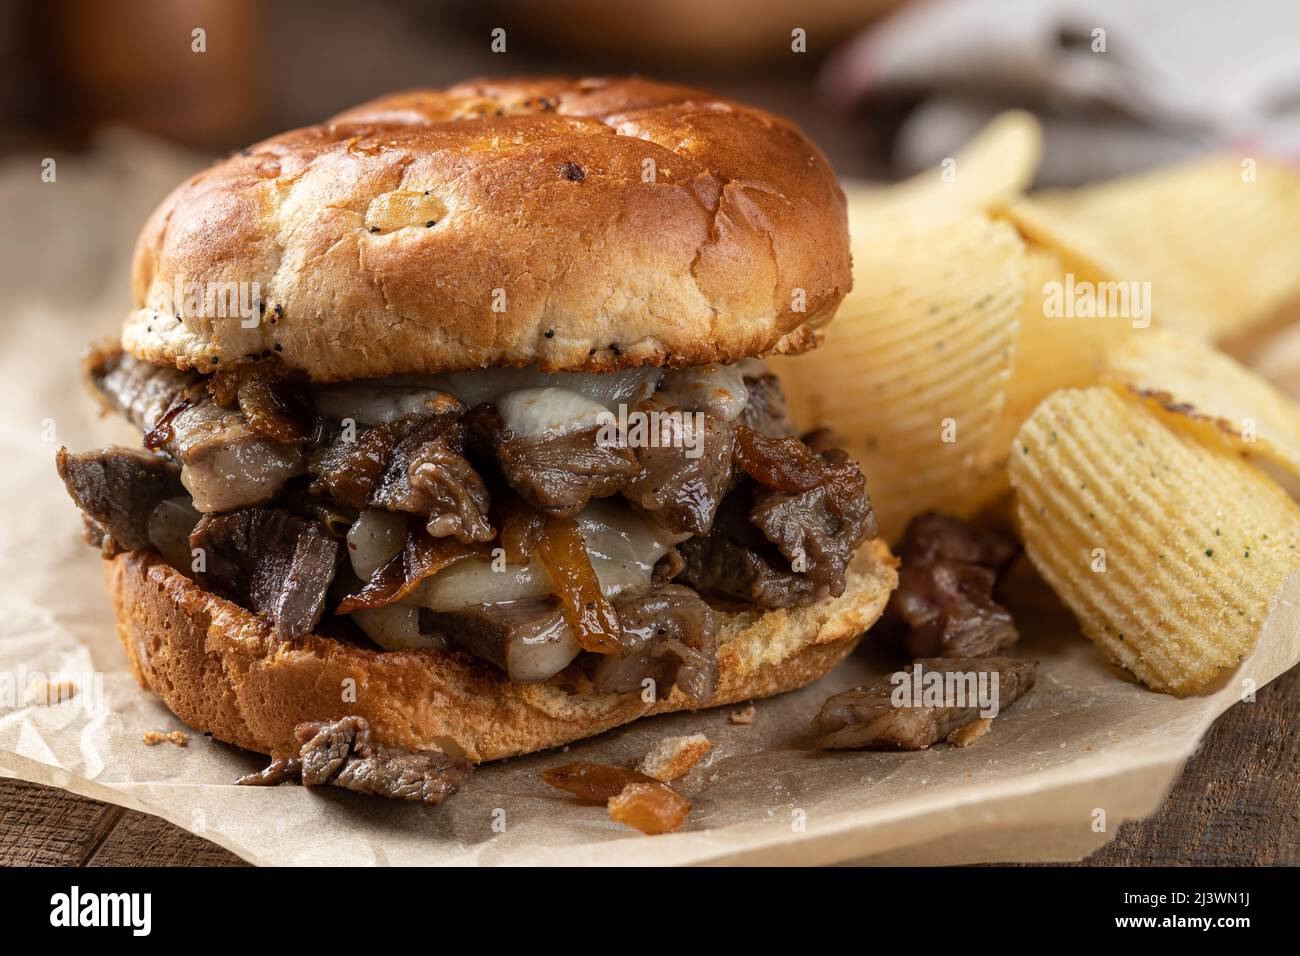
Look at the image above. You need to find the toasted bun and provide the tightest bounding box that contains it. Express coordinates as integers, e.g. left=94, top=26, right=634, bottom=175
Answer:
left=123, top=76, right=852, bottom=381
left=105, top=540, right=895, bottom=763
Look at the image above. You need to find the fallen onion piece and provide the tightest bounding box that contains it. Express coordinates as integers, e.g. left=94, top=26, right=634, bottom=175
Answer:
left=539, top=761, right=655, bottom=802
left=338, top=525, right=486, bottom=612
left=539, top=761, right=692, bottom=835
left=535, top=516, right=623, bottom=653
left=607, top=782, right=692, bottom=835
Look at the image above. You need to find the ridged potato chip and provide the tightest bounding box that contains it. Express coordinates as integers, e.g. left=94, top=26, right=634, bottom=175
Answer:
left=1101, top=330, right=1300, bottom=495
left=978, top=245, right=1137, bottom=486
left=1001, top=154, right=1300, bottom=340
left=772, top=213, right=1025, bottom=540
left=851, top=110, right=1042, bottom=239
left=1009, top=387, right=1300, bottom=694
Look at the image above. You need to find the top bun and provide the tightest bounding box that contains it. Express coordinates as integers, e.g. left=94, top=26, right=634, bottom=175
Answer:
left=124, top=76, right=851, bottom=380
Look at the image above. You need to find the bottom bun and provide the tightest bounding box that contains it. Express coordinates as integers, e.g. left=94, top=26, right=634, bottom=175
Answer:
left=106, top=540, right=897, bottom=763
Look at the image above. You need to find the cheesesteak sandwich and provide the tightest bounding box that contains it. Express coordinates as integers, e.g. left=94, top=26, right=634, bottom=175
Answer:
left=56, top=77, right=897, bottom=792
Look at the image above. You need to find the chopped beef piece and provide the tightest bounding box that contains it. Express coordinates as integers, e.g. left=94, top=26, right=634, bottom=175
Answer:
left=432, top=597, right=580, bottom=682
left=467, top=404, right=638, bottom=515
left=622, top=407, right=734, bottom=535
left=189, top=507, right=340, bottom=639
left=678, top=527, right=822, bottom=607
left=677, top=493, right=825, bottom=608
left=813, top=657, right=1037, bottom=750
left=308, top=421, right=394, bottom=509
left=583, top=585, right=719, bottom=703
left=87, top=348, right=305, bottom=512
left=749, top=446, right=874, bottom=597
left=56, top=446, right=183, bottom=555
left=736, top=371, right=797, bottom=437
left=402, top=432, right=493, bottom=543
left=882, top=512, right=1020, bottom=658
left=208, top=363, right=317, bottom=444
left=237, top=716, right=468, bottom=805
left=310, top=416, right=491, bottom=543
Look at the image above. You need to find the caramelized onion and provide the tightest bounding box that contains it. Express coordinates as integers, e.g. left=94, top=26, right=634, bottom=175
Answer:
left=540, top=761, right=692, bottom=835
left=538, top=761, right=657, bottom=802
left=732, top=426, right=831, bottom=492
left=535, top=516, right=623, bottom=654
left=338, top=525, right=486, bottom=613
left=497, top=495, right=545, bottom=564
left=607, top=782, right=691, bottom=835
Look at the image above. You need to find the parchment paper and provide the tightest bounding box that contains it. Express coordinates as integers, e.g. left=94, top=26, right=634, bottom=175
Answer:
left=1, top=134, right=1297, bottom=866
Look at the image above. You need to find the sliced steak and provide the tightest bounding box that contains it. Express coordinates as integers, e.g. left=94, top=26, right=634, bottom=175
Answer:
left=431, top=597, right=580, bottom=682
left=677, top=524, right=823, bottom=608
left=813, top=657, right=1037, bottom=750
left=56, top=446, right=183, bottom=555
left=310, top=416, right=492, bottom=543
left=467, top=404, right=638, bottom=515
left=622, top=407, right=734, bottom=535
left=735, top=371, right=797, bottom=437
left=748, top=447, right=874, bottom=598
left=87, top=348, right=304, bottom=512
left=583, top=585, right=719, bottom=704
left=238, top=716, right=468, bottom=806
left=189, top=507, right=340, bottom=640
left=883, top=512, right=1019, bottom=658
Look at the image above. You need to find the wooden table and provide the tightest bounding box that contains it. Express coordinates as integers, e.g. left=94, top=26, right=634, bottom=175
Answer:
left=2, top=665, right=1296, bottom=867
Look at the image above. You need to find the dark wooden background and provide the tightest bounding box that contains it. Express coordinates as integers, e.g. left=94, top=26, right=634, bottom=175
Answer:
left=3, top=665, right=1295, bottom=866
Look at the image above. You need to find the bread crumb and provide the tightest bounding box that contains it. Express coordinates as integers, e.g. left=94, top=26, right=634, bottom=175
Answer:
left=729, top=705, right=756, bottom=726
left=946, top=718, right=992, bottom=748
left=25, top=677, right=79, bottom=706
left=142, top=731, right=189, bottom=747
left=636, top=733, right=711, bottom=781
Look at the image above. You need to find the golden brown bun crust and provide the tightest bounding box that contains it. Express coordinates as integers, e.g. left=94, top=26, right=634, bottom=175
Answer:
left=124, top=76, right=852, bottom=381
left=106, top=540, right=895, bottom=762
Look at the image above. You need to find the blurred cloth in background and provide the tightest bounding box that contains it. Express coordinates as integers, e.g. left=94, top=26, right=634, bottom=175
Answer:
left=823, top=0, right=1300, bottom=185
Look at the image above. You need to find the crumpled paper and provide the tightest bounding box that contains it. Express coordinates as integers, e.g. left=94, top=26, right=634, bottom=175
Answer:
left=1, top=133, right=1296, bottom=866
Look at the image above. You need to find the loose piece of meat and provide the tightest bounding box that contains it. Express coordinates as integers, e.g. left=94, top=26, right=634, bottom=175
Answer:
left=237, top=716, right=468, bottom=805
left=87, top=348, right=305, bottom=512
left=539, top=760, right=691, bottom=835
left=622, top=406, right=734, bottom=535
left=189, top=507, right=340, bottom=639
left=585, top=585, right=719, bottom=703
left=468, top=404, right=638, bottom=515
left=882, top=512, right=1019, bottom=658
left=813, top=657, right=1037, bottom=750
left=56, top=446, right=184, bottom=555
